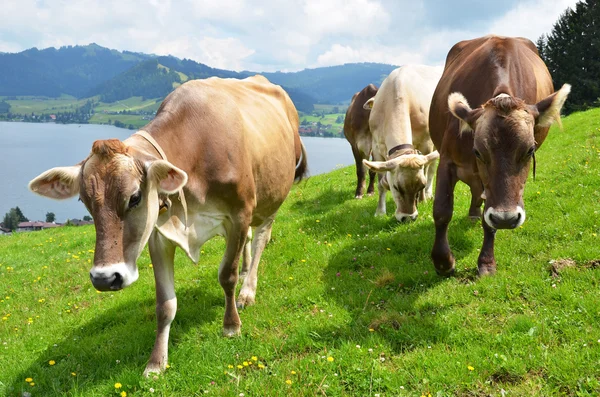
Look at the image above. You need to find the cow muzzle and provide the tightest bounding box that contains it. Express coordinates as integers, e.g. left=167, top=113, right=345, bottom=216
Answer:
left=89, top=263, right=139, bottom=291
left=395, top=210, right=418, bottom=223
left=484, top=206, right=526, bottom=229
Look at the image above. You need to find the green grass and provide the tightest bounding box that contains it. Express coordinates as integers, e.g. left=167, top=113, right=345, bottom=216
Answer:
left=300, top=113, right=344, bottom=125
left=1, top=108, right=599, bottom=396
left=89, top=114, right=151, bottom=129
left=4, top=95, right=96, bottom=114
left=94, top=97, right=161, bottom=113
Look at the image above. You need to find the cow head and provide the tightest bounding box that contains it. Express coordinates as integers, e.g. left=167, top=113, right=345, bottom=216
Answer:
left=448, top=84, right=570, bottom=229
left=29, top=139, right=187, bottom=291
left=363, top=151, right=439, bottom=221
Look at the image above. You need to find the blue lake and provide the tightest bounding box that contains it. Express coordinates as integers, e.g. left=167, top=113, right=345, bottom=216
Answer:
left=0, top=122, right=354, bottom=222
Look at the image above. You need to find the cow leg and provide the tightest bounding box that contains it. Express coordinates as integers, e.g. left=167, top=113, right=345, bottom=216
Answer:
left=144, top=232, right=177, bottom=377
left=219, top=219, right=249, bottom=337
left=431, top=159, right=458, bottom=276
left=237, top=216, right=275, bottom=309
left=352, top=146, right=367, bottom=198
left=375, top=173, right=388, bottom=216
left=467, top=178, right=484, bottom=221
left=478, top=220, right=497, bottom=276
left=239, top=228, right=253, bottom=281
left=366, top=168, right=376, bottom=196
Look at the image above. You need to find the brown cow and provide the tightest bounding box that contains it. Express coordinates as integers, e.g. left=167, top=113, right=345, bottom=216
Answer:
left=29, top=75, right=308, bottom=376
left=343, top=84, right=378, bottom=198
left=429, top=35, right=570, bottom=276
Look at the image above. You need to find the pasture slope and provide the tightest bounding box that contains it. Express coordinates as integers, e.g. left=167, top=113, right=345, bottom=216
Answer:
left=0, top=108, right=599, bottom=396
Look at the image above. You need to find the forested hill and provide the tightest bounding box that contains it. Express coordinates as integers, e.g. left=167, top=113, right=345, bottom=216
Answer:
left=0, top=44, right=397, bottom=109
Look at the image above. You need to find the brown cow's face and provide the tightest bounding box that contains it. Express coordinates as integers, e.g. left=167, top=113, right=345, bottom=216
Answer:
left=448, top=85, right=571, bottom=229
left=29, top=139, right=187, bottom=291
left=364, top=152, right=439, bottom=221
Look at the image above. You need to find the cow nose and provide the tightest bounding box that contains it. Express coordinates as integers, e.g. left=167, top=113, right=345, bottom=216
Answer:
left=395, top=211, right=418, bottom=222
left=485, top=207, right=525, bottom=229
left=90, top=271, right=124, bottom=291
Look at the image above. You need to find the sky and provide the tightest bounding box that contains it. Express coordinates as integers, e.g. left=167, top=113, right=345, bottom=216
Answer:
left=0, top=0, right=579, bottom=73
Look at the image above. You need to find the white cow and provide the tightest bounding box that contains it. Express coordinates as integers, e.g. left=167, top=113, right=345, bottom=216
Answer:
left=363, top=65, right=442, bottom=222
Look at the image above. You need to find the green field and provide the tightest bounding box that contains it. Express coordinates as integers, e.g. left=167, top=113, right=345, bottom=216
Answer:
left=0, top=108, right=599, bottom=396
left=88, top=113, right=151, bottom=129
left=94, top=97, right=161, bottom=113
left=3, top=95, right=96, bottom=114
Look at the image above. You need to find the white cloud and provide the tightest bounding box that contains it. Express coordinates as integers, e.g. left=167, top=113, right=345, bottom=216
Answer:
left=0, top=0, right=579, bottom=71
left=316, top=43, right=423, bottom=67
left=487, top=0, right=579, bottom=41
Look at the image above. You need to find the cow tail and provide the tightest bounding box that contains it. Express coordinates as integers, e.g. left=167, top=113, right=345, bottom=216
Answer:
left=294, top=141, right=309, bottom=182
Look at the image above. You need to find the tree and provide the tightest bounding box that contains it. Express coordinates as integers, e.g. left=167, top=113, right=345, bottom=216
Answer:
left=2, top=208, right=20, bottom=231
left=83, top=215, right=92, bottom=221
left=46, top=212, right=56, bottom=223
left=537, top=1, right=600, bottom=114
left=14, top=206, right=28, bottom=222
left=335, top=115, right=344, bottom=124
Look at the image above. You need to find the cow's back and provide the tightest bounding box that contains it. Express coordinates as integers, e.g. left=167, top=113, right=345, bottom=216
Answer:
left=144, top=76, right=299, bottom=223
left=369, top=65, right=442, bottom=157
left=430, top=35, right=555, bottom=150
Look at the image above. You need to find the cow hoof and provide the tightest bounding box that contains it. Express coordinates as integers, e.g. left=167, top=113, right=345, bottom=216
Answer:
left=236, top=295, right=255, bottom=310
left=355, top=194, right=363, bottom=199
left=477, top=265, right=496, bottom=277
left=435, top=265, right=456, bottom=277
left=469, top=216, right=481, bottom=223
left=223, top=325, right=241, bottom=337
left=143, top=363, right=164, bottom=378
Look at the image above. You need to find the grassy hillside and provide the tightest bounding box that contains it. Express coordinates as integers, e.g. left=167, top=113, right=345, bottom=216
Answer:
left=0, top=108, right=599, bottom=396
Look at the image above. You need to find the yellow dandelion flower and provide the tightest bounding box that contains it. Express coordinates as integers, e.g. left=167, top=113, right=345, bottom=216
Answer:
left=30, top=382, right=35, bottom=386
left=467, top=365, right=474, bottom=371
left=369, top=328, right=375, bottom=332
left=251, top=356, right=258, bottom=361
left=166, top=364, right=170, bottom=368
left=316, top=219, right=320, bottom=223
left=49, top=360, right=56, bottom=366
left=243, top=361, right=249, bottom=366
left=237, top=365, right=243, bottom=369
left=258, top=364, right=265, bottom=369
left=288, top=277, right=294, bottom=280
left=327, top=356, right=334, bottom=362
left=115, top=382, right=122, bottom=389
left=121, top=392, right=127, bottom=397
left=285, top=379, right=292, bottom=385
left=149, top=264, right=153, bottom=268
left=2, top=317, right=7, bottom=321
left=71, top=372, right=76, bottom=376
left=291, top=370, right=296, bottom=375
left=228, top=365, right=234, bottom=369
left=25, top=377, right=33, bottom=382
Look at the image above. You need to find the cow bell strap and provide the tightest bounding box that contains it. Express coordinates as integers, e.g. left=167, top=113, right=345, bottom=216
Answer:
left=134, top=130, right=188, bottom=228
left=388, top=143, right=414, bottom=157
left=532, top=151, right=536, bottom=181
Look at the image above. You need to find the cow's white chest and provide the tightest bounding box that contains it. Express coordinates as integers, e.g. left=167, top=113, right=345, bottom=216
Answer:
left=187, top=211, right=228, bottom=260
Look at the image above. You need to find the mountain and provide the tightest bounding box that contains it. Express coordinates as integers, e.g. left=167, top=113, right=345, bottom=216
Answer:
left=0, top=44, right=150, bottom=97
left=0, top=44, right=397, bottom=109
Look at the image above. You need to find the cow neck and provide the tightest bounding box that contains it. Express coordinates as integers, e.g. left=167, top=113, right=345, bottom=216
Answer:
left=387, top=143, right=415, bottom=158
left=134, top=130, right=188, bottom=228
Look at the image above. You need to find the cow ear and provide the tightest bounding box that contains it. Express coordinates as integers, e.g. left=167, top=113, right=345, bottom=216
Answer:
left=532, top=84, right=571, bottom=128
left=147, top=160, right=188, bottom=194
left=425, top=150, right=439, bottom=165
left=363, top=98, right=375, bottom=110
left=363, top=158, right=399, bottom=173
left=29, top=165, right=81, bottom=199
left=448, top=92, right=482, bottom=133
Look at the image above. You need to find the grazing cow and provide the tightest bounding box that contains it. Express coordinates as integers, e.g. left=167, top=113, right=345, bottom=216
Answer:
left=429, top=35, right=570, bottom=276
left=343, top=84, right=378, bottom=198
left=362, top=65, right=442, bottom=222
left=29, top=75, right=308, bottom=376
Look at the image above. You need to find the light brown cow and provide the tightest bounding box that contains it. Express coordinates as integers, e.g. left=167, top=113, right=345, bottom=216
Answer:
left=29, top=75, right=308, bottom=376
left=362, top=65, right=442, bottom=222
left=429, top=35, right=570, bottom=276
left=343, top=84, right=378, bottom=198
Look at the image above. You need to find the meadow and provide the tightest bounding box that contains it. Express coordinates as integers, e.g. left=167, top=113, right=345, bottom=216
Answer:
left=0, top=108, right=599, bottom=396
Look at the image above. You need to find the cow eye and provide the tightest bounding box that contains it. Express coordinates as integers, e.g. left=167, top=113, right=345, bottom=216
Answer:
left=128, top=190, right=142, bottom=209
left=527, top=145, right=536, bottom=157
left=473, top=148, right=483, bottom=160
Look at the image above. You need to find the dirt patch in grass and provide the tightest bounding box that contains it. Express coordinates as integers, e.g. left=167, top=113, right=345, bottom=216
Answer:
left=549, top=258, right=577, bottom=277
